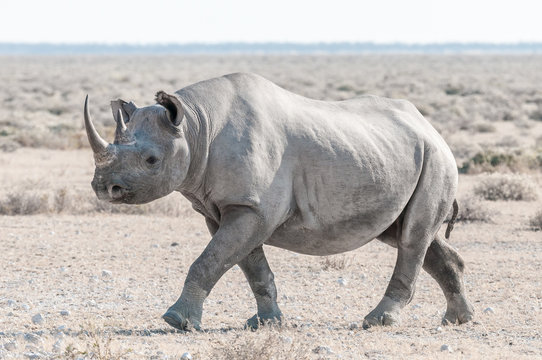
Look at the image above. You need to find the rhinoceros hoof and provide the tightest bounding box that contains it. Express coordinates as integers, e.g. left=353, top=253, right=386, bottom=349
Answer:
left=441, top=294, right=475, bottom=326
left=442, top=306, right=475, bottom=325
left=362, top=311, right=400, bottom=329
left=162, top=309, right=201, bottom=332
left=244, top=312, right=283, bottom=331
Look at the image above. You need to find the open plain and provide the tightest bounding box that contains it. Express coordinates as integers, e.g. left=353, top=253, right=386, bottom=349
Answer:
left=0, top=55, right=541, bottom=359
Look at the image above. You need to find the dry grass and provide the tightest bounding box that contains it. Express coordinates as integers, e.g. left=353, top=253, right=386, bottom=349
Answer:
left=207, top=329, right=310, bottom=360
left=0, top=191, right=50, bottom=215
left=0, top=187, right=191, bottom=216
left=64, top=324, right=133, bottom=360
left=456, top=196, right=493, bottom=222
left=320, top=255, right=350, bottom=270
left=473, top=174, right=539, bottom=201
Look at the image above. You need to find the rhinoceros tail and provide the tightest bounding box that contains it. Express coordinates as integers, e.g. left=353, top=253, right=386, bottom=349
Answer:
left=445, top=199, right=459, bottom=240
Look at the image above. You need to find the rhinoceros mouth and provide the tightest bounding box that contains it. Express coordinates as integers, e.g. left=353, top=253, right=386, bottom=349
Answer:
left=108, top=192, right=135, bottom=204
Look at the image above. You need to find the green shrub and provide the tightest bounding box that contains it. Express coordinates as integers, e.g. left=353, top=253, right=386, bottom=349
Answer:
left=459, top=151, right=517, bottom=174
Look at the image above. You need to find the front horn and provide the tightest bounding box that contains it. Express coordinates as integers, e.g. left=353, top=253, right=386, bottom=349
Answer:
left=84, top=95, right=109, bottom=154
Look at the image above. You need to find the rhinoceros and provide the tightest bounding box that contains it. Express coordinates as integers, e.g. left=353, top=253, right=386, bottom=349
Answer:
left=84, top=72, right=474, bottom=331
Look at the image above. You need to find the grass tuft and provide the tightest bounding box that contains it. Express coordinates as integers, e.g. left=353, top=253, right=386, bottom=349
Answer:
left=529, top=209, right=542, bottom=230
left=210, top=329, right=310, bottom=360
left=321, top=255, right=350, bottom=270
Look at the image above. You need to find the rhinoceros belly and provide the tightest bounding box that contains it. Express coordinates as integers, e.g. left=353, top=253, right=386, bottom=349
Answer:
left=264, top=171, right=411, bottom=255
left=265, top=216, right=375, bottom=255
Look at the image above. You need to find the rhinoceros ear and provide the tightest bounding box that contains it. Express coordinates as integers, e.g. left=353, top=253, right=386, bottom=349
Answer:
left=155, top=91, right=184, bottom=126
left=111, top=99, right=137, bottom=124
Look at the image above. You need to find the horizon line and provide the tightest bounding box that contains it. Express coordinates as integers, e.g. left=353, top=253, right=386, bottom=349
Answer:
left=2, top=41, right=542, bottom=55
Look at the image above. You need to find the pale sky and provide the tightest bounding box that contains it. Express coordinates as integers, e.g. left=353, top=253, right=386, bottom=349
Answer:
left=1, top=0, right=541, bottom=44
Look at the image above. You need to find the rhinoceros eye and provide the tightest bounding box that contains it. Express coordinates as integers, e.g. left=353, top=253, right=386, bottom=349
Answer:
left=146, top=156, right=159, bottom=165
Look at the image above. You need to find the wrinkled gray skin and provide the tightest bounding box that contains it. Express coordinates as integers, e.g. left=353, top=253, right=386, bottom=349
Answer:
left=84, top=73, right=474, bottom=331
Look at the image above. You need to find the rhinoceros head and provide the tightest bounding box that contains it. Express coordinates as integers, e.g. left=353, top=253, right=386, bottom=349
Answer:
left=84, top=91, right=190, bottom=204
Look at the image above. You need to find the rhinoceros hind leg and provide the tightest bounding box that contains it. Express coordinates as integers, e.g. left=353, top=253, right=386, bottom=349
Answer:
left=423, top=235, right=474, bottom=325
left=239, top=245, right=283, bottom=330
left=364, top=153, right=456, bottom=329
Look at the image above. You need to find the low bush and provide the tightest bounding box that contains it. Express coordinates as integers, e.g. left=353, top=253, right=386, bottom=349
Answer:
left=473, top=174, right=538, bottom=201
left=473, top=121, right=496, bottom=133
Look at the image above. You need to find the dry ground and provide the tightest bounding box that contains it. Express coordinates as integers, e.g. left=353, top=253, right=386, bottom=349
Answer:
left=0, top=55, right=542, bottom=359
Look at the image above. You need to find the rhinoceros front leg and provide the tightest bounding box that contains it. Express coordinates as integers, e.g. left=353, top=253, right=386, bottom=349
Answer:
left=238, top=245, right=282, bottom=330
left=162, top=206, right=270, bottom=331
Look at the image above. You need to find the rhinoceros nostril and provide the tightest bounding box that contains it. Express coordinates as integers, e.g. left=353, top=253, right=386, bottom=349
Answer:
left=108, top=184, right=126, bottom=199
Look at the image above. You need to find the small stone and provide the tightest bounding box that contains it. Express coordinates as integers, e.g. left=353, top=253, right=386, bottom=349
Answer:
left=25, top=344, right=40, bottom=352
left=60, top=310, right=70, bottom=317
left=281, top=336, right=293, bottom=344
left=170, top=242, right=179, bottom=247
left=4, top=341, right=17, bottom=351
left=483, top=307, right=495, bottom=314
left=59, top=267, right=67, bottom=273
left=52, top=339, right=63, bottom=353
left=31, top=314, right=44, bottom=325
left=412, top=303, right=422, bottom=310
left=56, top=325, right=67, bottom=333
left=349, top=322, right=359, bottom=330
left=24, top=333, right=42, bottom=344
left=24, top=352, right=43, bottom=359
left=101, top=270, right=112, bottom=277
left=313, top=345, right=333, bottom=354
left=337, top=278, right=348, bottom=286
left=181, top=352, right=192, bottom=360
left=436, top=326, right=443, bottom=332
left=7, top=299, right=16, bottom=307
left=440, top=344, right=453, bottom=352
left=22, top=304, right=30, bottom=311
left=151, top=244, right=159, bottom=248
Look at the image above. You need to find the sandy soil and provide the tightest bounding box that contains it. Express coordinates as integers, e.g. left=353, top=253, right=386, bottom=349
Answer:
left=0, top=149, right=541, bottom=359
left=0, top=55, right=541, bottom=359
